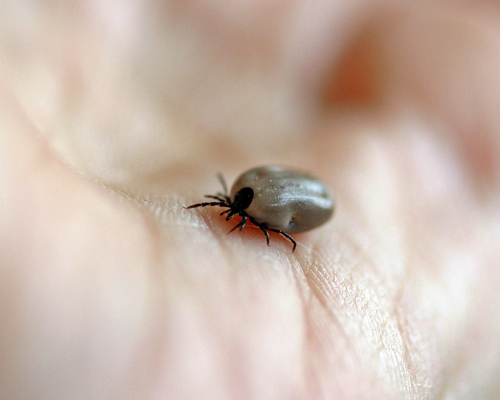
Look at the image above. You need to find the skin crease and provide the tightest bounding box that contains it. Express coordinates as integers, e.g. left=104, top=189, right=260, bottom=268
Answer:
left=0, top=1, right=500, bottom=399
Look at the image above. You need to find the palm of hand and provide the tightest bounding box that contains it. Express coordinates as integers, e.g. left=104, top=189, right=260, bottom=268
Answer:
left=1, top=1, right=499, bottom=399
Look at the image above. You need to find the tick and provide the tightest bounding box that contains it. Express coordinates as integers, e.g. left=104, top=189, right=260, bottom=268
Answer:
left=186, top=166, right=335, bottom=252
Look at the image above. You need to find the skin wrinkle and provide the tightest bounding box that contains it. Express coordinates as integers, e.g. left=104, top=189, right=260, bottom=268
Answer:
left=277, top=255, right=311, bottom=399
left=290, top=257, right=322, bottom=398
left=392, top=287, right=430, bottom=397
left=297, top=277, right=345, bottom=398
left=381, top=136, right=438, bottom=398
left=309, top=269, right=355, bottom=359
left=302, top=244, right=389, bottom=397
left=397, top=229, right=452, bottom=392
left=298, top=176, right=436, bottom=399
left=394, top=126, right=483, bottom=396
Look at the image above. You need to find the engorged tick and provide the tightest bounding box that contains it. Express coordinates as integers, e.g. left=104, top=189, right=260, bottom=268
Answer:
left=186, top=166, right=335, bottom=252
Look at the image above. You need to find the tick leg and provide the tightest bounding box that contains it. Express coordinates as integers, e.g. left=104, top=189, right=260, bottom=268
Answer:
left=228, top=214, right=248, bottom=233
left=228, top=216, right=245, bottom=233
left=205, top=194, right=228, bottom=202
left=268, top=228, right=297, bottom=252
left=216, top=193, right=230, bottom=202
left=185, top=201, right=228, bottom=209
left=259, top=226, right=271, bottom=246
left=220, top=209, right=231, bottom=216
left=225, top=210, right=237, bottom=221
left=239, top=215, right=248, bottom=231
left=217, top=173, right=229, bottom=196
left=250, top=217, right=270, bottom=246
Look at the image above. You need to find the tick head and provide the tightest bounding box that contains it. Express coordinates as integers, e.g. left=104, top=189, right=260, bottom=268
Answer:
left=232, top=187, right=254, bottom=211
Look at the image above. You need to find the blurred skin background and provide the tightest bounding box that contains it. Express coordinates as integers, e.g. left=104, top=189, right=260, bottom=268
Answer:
left=1, top=0, right=500, bottom=399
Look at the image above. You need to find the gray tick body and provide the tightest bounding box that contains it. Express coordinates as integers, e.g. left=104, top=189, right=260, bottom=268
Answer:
left=186, top=166, right=335, bottom=251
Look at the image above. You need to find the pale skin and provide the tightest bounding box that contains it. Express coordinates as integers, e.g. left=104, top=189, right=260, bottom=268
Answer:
left=1, top=1, right=500, bottom=399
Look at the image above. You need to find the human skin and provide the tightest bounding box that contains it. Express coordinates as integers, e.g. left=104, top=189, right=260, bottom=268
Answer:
left=1, top=0, right=500, bottom=399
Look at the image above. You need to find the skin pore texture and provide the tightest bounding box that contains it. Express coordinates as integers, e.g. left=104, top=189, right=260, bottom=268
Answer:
left=1, top=1, right=500, bottom=399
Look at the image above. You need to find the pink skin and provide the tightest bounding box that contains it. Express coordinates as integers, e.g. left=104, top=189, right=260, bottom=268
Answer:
left=1, top=1, right=500, bottom=399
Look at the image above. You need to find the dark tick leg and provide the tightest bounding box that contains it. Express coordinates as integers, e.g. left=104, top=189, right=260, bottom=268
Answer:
left=205, top=194, right=228, bottom=202
left=249, top=217, right=270, bottom=246
left=229, top=215, right=248, bottom=233
left=225, top=210, right=237, bottom=221
left=216, top=192, right=231, bottom=202
left=239, top=215, right=248, bottom=231
left=268, top=228, right=297, bottom=252
left=220, top=209, right=231, bottom=216
left=185, top=201, right=229, bottom=209
left=259, top=226, right=271, bottom=246
left=228, top=214, right=248, bottom=233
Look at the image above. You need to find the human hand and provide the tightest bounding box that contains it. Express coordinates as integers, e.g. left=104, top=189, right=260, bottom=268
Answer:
left=1, top=1, right=499, bottom=399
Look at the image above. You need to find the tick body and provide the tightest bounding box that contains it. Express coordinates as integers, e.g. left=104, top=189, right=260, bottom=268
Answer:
left=186, top=166, right=334, bottom=251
